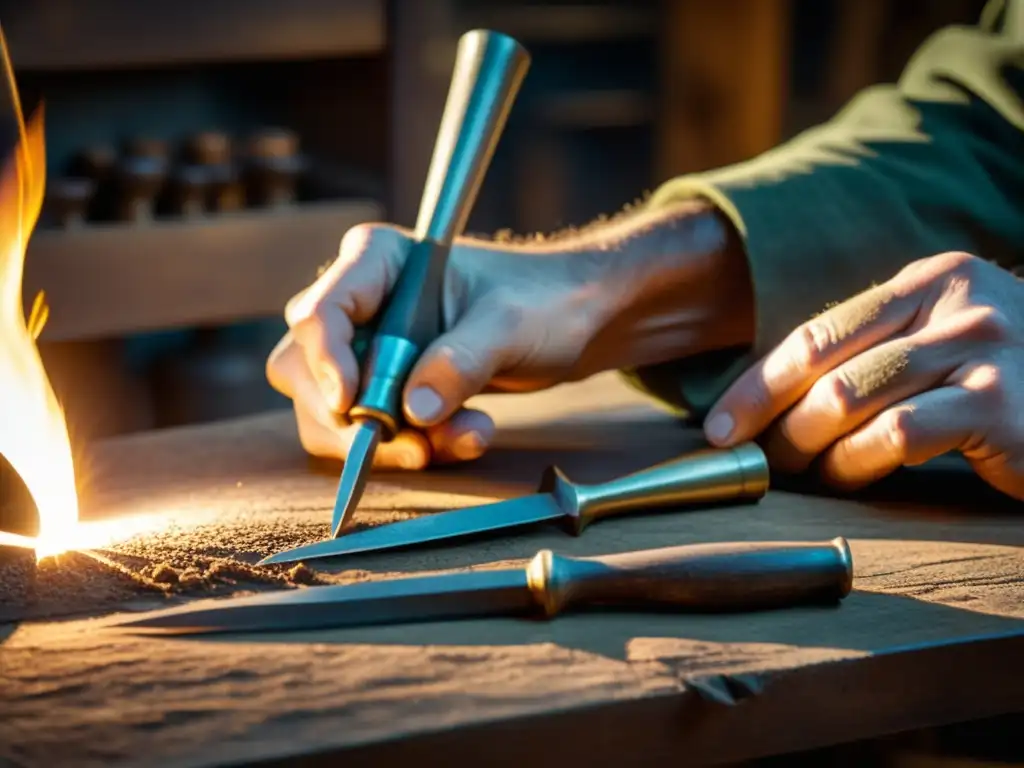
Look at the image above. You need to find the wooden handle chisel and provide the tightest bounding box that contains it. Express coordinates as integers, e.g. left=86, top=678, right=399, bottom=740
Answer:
left=111, top=537, right=854, bottom=636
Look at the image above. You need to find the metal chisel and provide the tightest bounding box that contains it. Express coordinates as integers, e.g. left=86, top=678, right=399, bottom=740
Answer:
left=110, top=537, right=853, bottom=636
left=327, top=31, right=530, bottom=538
left=261, top=442, right=770, bottom=566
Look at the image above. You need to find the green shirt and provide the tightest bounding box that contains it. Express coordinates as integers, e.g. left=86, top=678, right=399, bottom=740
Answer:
left=626, top=0, right=1024, bottom=421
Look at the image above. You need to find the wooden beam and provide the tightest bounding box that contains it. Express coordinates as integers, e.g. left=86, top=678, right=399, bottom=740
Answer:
left=23, top=200, right=383, bottom=342
left=0, top=0, right=385, bottom=71
left=657, top=0, right=791, bottom=178
left=386, top=0, right=459, bottom=227
left=826, top=0, right=889, bottom=109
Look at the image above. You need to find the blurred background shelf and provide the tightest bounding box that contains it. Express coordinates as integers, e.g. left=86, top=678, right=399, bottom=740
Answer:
left=0, top=0, right=385, bottom=71
left=25, top=199, right=382, bottom=343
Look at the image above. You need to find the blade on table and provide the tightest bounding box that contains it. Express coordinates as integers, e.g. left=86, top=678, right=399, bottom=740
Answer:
left=109, top=568, right=534, bottom=635
left=331, top=420, right=381, bottom=537
left=260, top=494, right=563, bottom=566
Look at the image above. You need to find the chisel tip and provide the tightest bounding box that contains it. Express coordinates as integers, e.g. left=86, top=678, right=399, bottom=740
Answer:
left=329, top=420, right=381, bottom=537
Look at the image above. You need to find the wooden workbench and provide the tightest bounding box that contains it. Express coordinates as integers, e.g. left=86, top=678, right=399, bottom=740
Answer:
left=2, top=372, right=1023, bottom=768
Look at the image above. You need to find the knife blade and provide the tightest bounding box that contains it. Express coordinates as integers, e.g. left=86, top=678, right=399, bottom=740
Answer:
left=328, top=30, right=530, bottom=536
left=110, top=537, right=853, bottom=636
left=259, top=442, right=770, bottom=566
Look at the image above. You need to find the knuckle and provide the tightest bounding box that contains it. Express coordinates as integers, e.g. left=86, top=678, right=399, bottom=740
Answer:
left=283, top=287, right=312, bottom=328
left=880, top=407, right=915, bottom=458
left=439, top=340, right=489, bottom=384
left=936, top=250, right=979, bottom=273
left=965, top=362, right=1007, bottom=404
left=961, top=305, right=1013, bottom=343
left=939, top=251, right=990, bottom=290
left=337, top=222, right=378, bottom=261
left=792, top=321, right=835, bottom=369
left=289, top=303, right=329, bottom=350
left=902, top=251, right=981, bottom=291
left=338, top=222, right=409, bottom=278
left=265, top=334, right=300, bottom=395
left=814, top=373, right=857, bottom=420
left=284, top=281, right=333, bottom=332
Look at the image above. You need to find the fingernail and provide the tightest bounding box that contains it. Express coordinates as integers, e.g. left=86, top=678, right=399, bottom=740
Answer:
left=318, top=364, right=341, bottom=411
left=705, top=412, right=735, bottom=444
left=452, top=430, right=486, bottom=460
left=407, top=387, right=444, bottom=424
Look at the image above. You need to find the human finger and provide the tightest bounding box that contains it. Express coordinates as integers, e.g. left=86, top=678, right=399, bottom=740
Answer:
left=294, top=402, right=432, bottom=469
left=269, top=329, right=434, bottom=468
left=704, top=282, right=918, bottom=447
left=266, top=330, right=338, bottom=427
left=285, top=224, right=408, bottom=414
left=765, top=302, right=1013, bottom=473
left=403, top=297, right=524, bottom=428
left=425, top=408, right=496, bottom=464
left=817, top=385, right=980, bottom=490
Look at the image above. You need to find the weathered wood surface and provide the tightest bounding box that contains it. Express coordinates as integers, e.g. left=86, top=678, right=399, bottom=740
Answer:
left=2, top=372, right=1024, bottom=768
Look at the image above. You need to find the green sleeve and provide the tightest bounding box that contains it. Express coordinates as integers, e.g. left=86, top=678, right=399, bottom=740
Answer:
left=624, top=0, right=1024, bottom=421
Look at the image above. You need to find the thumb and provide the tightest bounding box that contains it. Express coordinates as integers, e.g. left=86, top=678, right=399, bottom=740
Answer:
left=402, top=301, right=522, bottom=427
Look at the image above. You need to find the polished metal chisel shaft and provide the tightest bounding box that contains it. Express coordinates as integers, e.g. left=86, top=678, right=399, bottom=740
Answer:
left=264, top=443, right=770, bottom=566
left=329, top=30, right=530, bottom=537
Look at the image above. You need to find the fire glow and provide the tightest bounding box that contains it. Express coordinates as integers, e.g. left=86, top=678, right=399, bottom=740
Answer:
left=0, top=30, right=180, bottom=562
left=0, top=29, right=79, bottom=560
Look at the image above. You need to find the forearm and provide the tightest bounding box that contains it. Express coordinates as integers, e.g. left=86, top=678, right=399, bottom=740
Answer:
left=629, top=3, right=1024, bottom=419
left=580, top=199, right=754, bottom=371
left=461, top=198, right=756, bottom=383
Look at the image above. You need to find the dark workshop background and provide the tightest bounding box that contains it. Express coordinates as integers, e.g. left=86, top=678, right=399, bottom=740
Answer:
left=0, top=0, right=988, bottom=443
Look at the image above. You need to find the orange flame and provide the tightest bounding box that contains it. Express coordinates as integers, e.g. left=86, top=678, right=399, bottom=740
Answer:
left=0, top=27, right=79, bottom=560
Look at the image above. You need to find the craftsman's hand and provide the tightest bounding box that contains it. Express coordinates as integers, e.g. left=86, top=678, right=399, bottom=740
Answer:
left=267, top=201, right=752, bottom=468
left=703, top=252, right=1024, bottom=500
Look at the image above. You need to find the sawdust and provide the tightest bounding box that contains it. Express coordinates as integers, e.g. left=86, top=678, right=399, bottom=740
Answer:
left=0, top=513, right=372, bottom=624
left=847, top=343, right=912, bottom=399
left=814, top=283, right=896, bottom=343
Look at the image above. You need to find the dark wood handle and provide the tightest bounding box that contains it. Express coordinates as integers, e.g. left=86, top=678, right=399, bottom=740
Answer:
left=526, top=538, right=854, bottom=617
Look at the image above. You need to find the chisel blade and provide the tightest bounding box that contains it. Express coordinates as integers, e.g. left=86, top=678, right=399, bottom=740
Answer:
left=109, top=568, right=534, bottom=636
left=330, top=420, right=381, bottom=537
left=260, top=495, right=563, bottom=566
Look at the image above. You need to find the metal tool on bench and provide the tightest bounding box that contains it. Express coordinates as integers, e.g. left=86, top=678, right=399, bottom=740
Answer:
left=112, top=537, right=853, bottom=635
left=327, top=30, right=531, bottom=539
left=260, top=442, right=770, bottom=566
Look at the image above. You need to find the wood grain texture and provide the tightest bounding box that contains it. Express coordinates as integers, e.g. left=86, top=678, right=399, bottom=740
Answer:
left=23, top=201, right=382, bottom=342
left=658, top=0, right=790, bottom=176
left=2, top=373, right=1024, bottom=768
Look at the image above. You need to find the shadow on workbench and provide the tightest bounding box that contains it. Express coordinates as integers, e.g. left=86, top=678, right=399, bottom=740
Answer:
left=772, top=453, right=1022, bottom=513
left=162, top=588, right=1024, bottom=663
